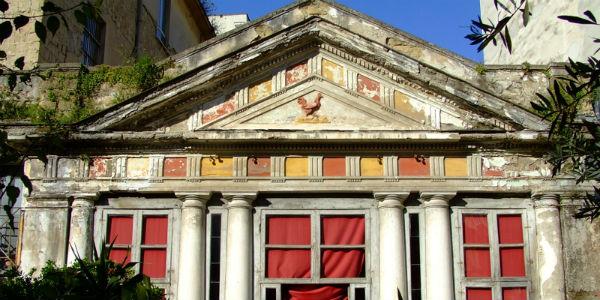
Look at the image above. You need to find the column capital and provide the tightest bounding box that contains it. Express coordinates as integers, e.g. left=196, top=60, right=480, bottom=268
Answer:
left=71, top=193, right=98, bottom=206
left=374, top=192, right=410, bottom=208
left=222, top=192, right=257, bottom=208
left=176, top=192, right=212, bottom=208
left=419, top=192, right=456, bottom=207
left=532, top=192, right=561, bottom=209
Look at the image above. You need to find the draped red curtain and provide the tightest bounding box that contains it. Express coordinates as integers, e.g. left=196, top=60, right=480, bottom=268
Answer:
left=267, top=216, right=365, bottom=300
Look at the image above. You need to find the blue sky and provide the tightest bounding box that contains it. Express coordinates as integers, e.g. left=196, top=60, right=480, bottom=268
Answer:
left=211, top=1, right=483, bottom=62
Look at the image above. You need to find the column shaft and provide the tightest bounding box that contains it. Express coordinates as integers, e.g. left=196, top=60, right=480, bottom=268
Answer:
left=422, top=192, right=455, bottom=300
left=177, top=193, right=210, bottom=300
left=223, top=193, right=256, bottom=300
left=534, top=193, right=566, bottom=300
left=67, top=196, right=95, bottom=264
left=376, top=193, right=409, bottom=300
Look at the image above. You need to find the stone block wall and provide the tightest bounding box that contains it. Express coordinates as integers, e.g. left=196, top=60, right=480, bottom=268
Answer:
left=1, top=0, right=44, bottom=70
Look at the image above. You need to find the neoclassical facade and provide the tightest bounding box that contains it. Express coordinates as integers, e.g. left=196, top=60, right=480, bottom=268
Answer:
left=12, top=1, right=596, bottom=299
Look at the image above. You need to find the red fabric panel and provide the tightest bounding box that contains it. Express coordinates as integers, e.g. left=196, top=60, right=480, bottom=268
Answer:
left=500, top=247, right=526, bottom=277
left=321, top=217, right=365, bottom=245
left=465, top=248, right=491, bottom=277
left=466, top=288, right=492, bottom=300
left=142, top=216, right=168, bottom=245
left=498, top=215, right=524, bottom=244
left=503, top=287, right=527, bottom=300
left=109, top=248, right=130, bottom=264
left=267, top=249, right=311, bottom=278
left=287, top=285, right=347, bottom=300
left=141, top=249, right=167, bottom=278
left=463, top=215, right=489, bottom=244
left=108, top=216, right=133, bottom=245
left=268, top=216, right=311, bottom=245
left=322, top=249, right=364, bottom=278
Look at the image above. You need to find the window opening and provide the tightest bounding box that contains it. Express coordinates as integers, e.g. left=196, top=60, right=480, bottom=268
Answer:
left=157, top=0, right=170, bottom=44
left=409, top=213, right=421, bottom=300
left=208, top=214, right=222, bottom=300
left=81, top=16, right=104, bottom=66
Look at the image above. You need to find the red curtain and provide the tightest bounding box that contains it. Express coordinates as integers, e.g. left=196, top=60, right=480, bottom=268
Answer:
left=288, top=286, right=347, bottom=300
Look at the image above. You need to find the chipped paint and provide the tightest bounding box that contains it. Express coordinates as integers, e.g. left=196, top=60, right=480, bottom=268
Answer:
left=286, top=61, right=309, bottom=85
left=482, top=157, right=507, bottom=177
left=163, top=157, right=187, bottom=177
left=398, top=157, right=429, bottom=176
left=89, top=157, right=112, bottom=178
left=249, top=78, right=273, bottom=102
left=248, top=157, right=271, bottom=177
left=394, top=90, right=427, bottom=123
left=126, top=158, right=150, bottom=178
left=322, top=59, right=345, bottom=86
left=24, top=159, right=46, bottom=178
left=57, top=159, right=79, bottom=178
left=203, top=95, right=237, bottom=124
left=357, top=74, right=381, bottom=101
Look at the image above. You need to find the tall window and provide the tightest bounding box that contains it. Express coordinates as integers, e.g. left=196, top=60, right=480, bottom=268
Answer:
left=457, top=211, right=530, bottom=300
left=206, top=210, right=226, bottom=300
left=156, top=0, right=170, bottom=44
left=81, top=16, right=104, bottom=66
left=102, top=210, right=173, bottom=294
left=261, top=211, right=369, bottom=300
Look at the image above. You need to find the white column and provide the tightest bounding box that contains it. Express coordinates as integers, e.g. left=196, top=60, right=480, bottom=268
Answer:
left=421, top=192, right=456, bottom=300
left=533, top=193, right=566, bottom=300
left=176, top=192, right=211, bottom=300
left=375, top=192, right=410, bottom=300
left=67, top=194, right=96, bottom=265
left=223, top=192, right=257, bottom=300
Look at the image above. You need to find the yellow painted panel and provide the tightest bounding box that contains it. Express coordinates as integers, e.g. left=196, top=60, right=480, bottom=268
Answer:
left=127, top=158, right=150, bottom=178
left=444, top=158, right=468, bottom=177
left=360, top=157, right=383, bottom=177
left=249, top=78, right=273, bottom=102
left=394, top=90, right=426, bottom=123
left=285, top=157, right=309, bottom=177
left=321, top=58, right=345, bottom=86
left=201, top=157, right=233, bottom=176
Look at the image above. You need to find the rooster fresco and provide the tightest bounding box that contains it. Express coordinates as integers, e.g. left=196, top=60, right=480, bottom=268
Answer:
left=297, top=92, right=323, bottom=117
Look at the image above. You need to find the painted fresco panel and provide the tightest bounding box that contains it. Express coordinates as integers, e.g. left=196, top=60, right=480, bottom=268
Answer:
left=321, top=59, right=345, bottom=86
left=286, top=61, right=309, bottom=85
left=445, top=157, right=468, bottom=177
left=24, top=159, right=46, bottom=178
left=360, top=157, right=383, bottom=177
left=163, top=157, right=187, bottom=177
left=201, top=157, right=233, bottom=177
left=285, top=157, right=309, bottom=177
left=89, top=157, right=113, bottom=178
left=398, top=157, right=429, bottom=176
left=127, top=158, right=150, bottom=178
left=394, top=90, right=427, bottom=124
left=249, top=78, right=273, bottom=102
left=323, top=157, right=346, bottom=177
left=357, top=74, right=381, bottom=102
left=57, top=158, right=79, bottom=178
left=248, top=157, right=271, bottom=177
left=202, top=94, right=237, bottom=124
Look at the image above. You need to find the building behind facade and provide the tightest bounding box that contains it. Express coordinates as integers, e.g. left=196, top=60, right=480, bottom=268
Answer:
left=4, top=1, right=600, bottom=300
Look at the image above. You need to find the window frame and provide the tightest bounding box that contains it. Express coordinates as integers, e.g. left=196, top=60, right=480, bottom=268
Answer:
left=258, top=209, right=371, bottom=299
left=81, top=15, right=105, bottom=66
left=95, top=207, right=177, bottom=296
left=405, top=207, right=425, bottom=300
left=205, top=206, right=228, bottom=300
left=453, top=208, right=534, bottom=300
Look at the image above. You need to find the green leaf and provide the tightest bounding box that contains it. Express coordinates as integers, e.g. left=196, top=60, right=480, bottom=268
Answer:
left=584, top=10, right=597, bottom=23
left=41, top=1, right=61, bottom=13
left=0, top=50, right=6, bottom=59
left=522, top=0, right=530, bottom=26
left=47, top=16, right=60, bottom=35
left=0, top=0, right=8, bottom=13
left=14, top=56, right=25, bottom=70
left=0, top=21, right=13, bottom=44
left=13, top=15, right=29, bottom=30
left=6, top=185, right=20, bottom=205
left=558, top=15, right=597, bottom=25
left=34, top=21, right=47, bottom=43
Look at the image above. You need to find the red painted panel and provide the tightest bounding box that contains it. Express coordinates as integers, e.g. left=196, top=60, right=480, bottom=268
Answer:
left=267, top=249, right=311, bottom=278
left=321, top=216, right=365, bottom=245
left=463, top=215, right=489, bottom=244
left=268, top=216, right=311, bottom=245
left=466, top=288, right=492, bottom=300
left=248, top=157, right=271, bottom=177
left=108, top=216, right=133, bottom=245
left=143, top=216, right=168, bottom=245
left=163, top=157, right=187, bottom=177
left=109, top=248, right=130, bottom=264
left=286, top=61, right=309, bottom=85
left=321, top=249, right=365, bottom=278
left=89, top=157, right=111, bottom=177
left=498, top=215, right=524, bottom=244
left=323, top=157, right=346, bottom=177
left=357, top=74, right=381, bottom=101
left=398, top=157, right=429, bottom=176
left=500, top=247, right=526, bottom=277
left=483, top=168, right=504, bottom=177
left=503, top=287, right=528, bottom=300
left=465, top=248, right=491, bottom=277
left=142, top=249, right=167, bottom=278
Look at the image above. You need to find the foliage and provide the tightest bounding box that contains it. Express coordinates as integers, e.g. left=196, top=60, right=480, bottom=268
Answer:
left=0, top=241, right=163, bottom=300
left=469, top=4, right=600, bottom=220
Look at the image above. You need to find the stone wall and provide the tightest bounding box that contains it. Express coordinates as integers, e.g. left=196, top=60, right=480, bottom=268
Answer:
left=481, top=0, right=600, bottom=64
left=1, top=0, right=44, bottom=70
